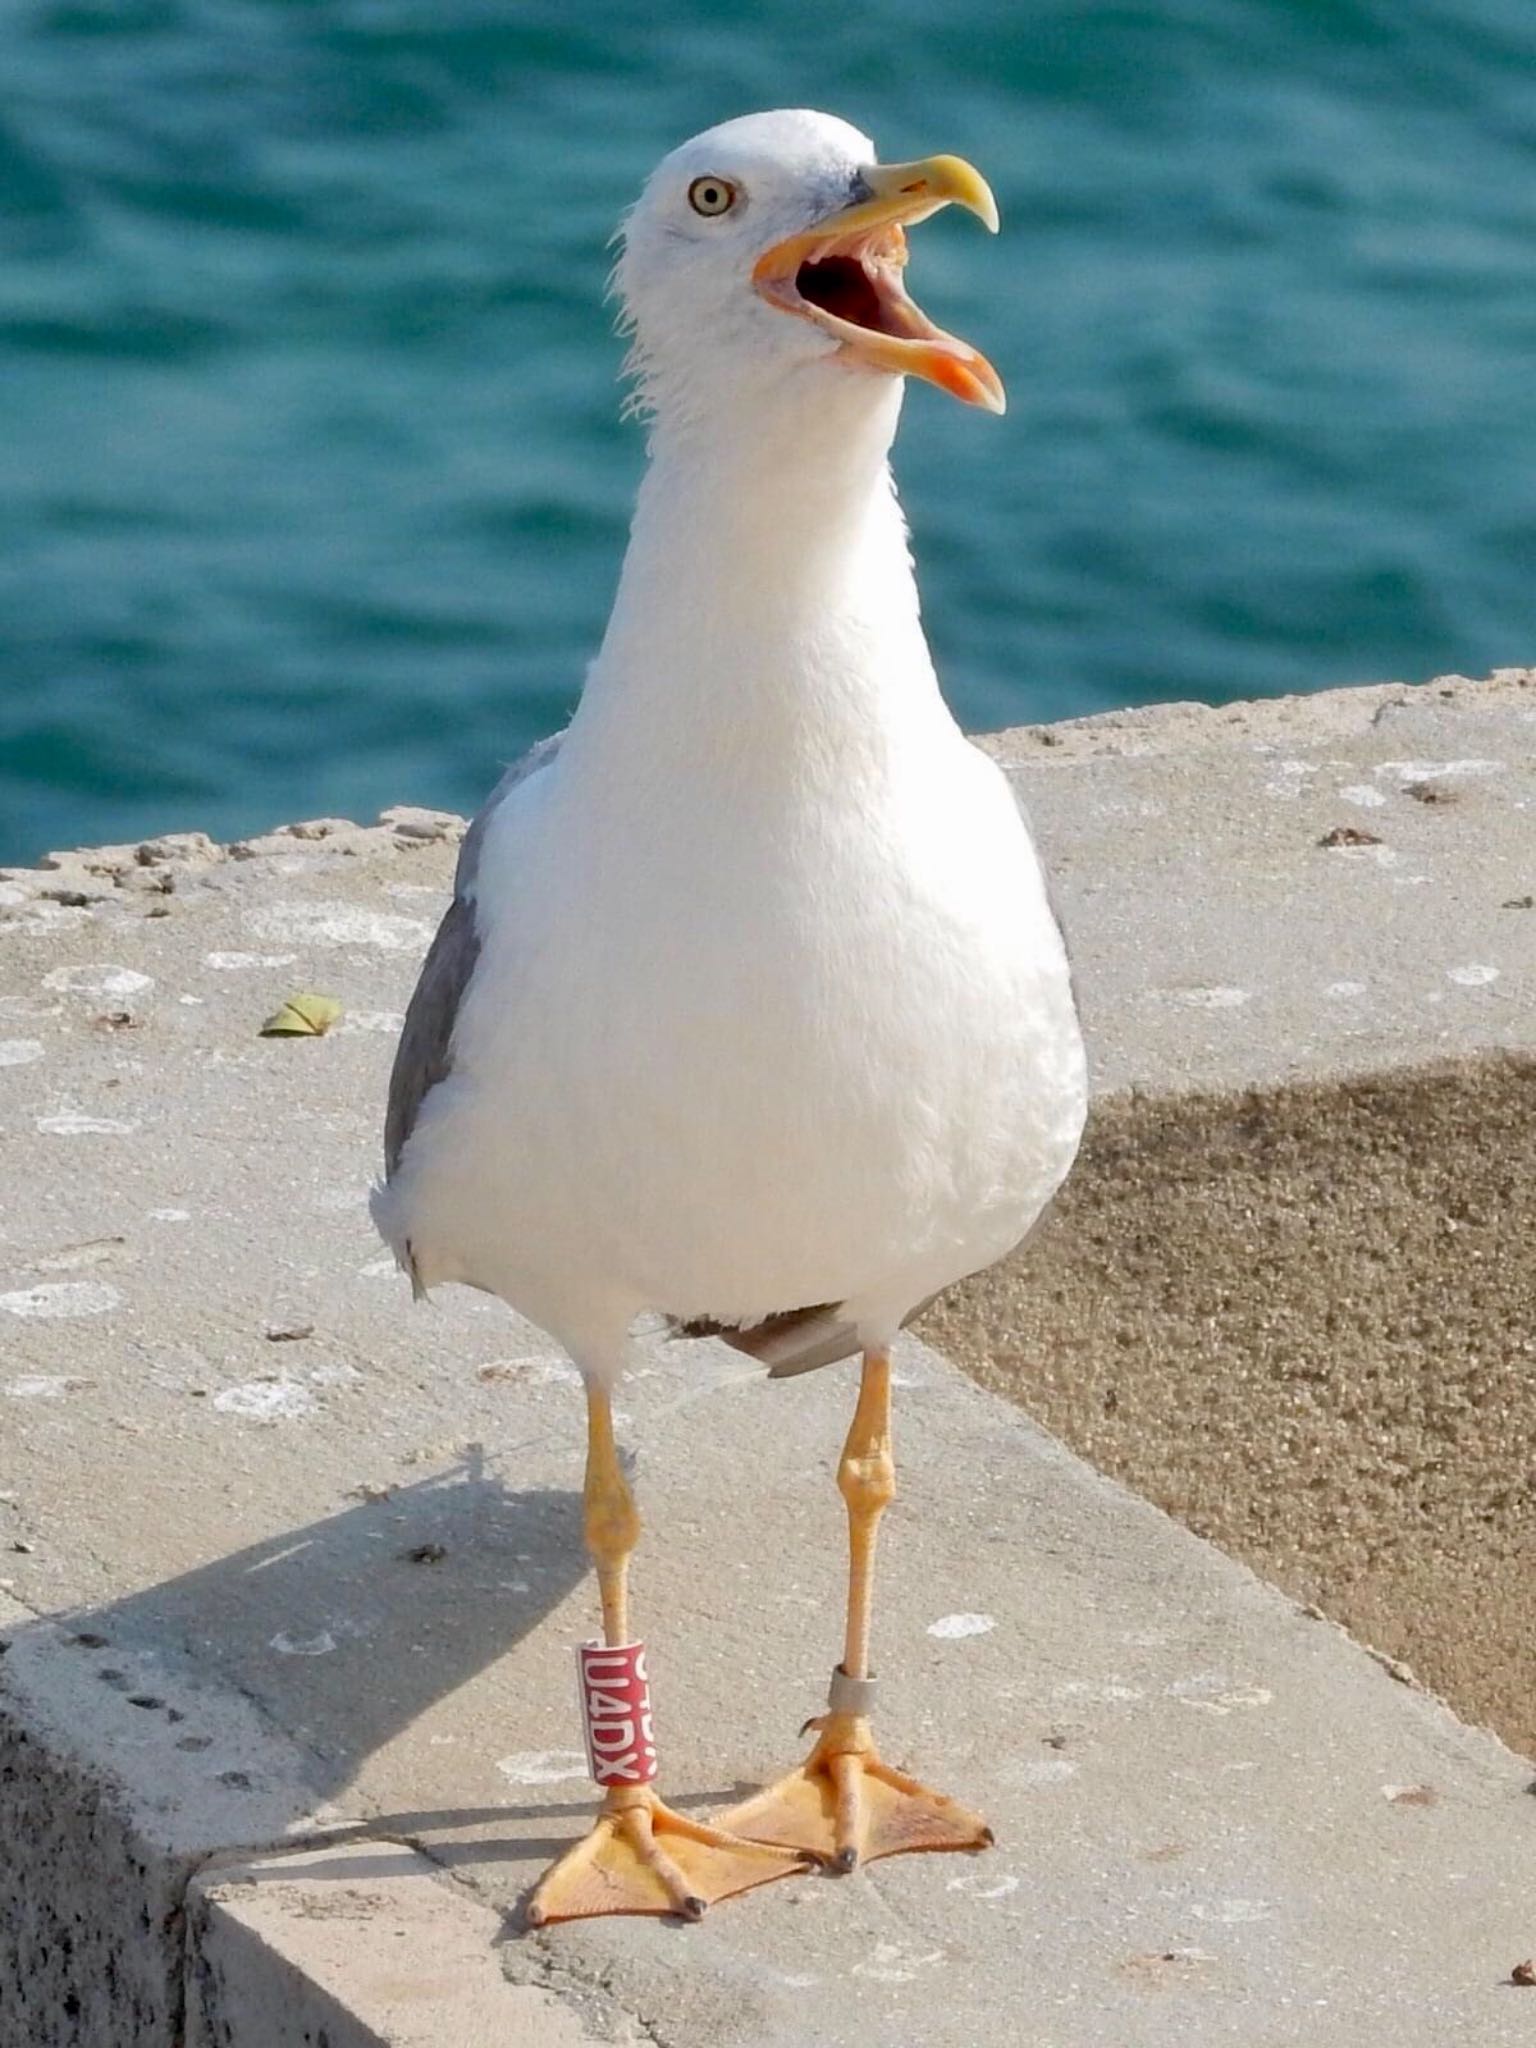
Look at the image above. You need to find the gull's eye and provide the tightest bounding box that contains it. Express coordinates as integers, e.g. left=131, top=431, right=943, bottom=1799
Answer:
left=688, top=175, right=737, bottom=218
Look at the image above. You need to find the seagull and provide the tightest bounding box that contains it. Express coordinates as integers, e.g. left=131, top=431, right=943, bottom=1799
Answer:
left=373, top=108, right=1087, bottom=1927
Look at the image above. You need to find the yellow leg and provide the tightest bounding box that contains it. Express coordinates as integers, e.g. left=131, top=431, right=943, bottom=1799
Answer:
left=714, top=1349, right=992, bottom=1872
left=839, top=1345, right=896, bottom=1688
left=526, top=1385, right=805, bottom=1927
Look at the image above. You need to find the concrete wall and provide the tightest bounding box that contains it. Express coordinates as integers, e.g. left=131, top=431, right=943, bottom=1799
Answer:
left=924, top=1058, right=1536, bottom=1750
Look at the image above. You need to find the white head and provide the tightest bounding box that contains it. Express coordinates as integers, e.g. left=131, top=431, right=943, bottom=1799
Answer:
left=615, top=110, right=1005, bottom=432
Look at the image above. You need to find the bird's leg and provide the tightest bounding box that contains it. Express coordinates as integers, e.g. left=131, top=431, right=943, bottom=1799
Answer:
left=525, top=1383, right=805, bottom=1926
left=714, top=1348, right=992, bottom=1871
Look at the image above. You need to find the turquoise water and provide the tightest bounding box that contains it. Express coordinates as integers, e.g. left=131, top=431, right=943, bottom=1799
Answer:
left=3, top=1, right=1534, bottom=865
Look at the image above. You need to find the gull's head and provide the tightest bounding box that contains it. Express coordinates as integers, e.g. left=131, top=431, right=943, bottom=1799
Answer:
left=616, top=109, right=1005, bottom=424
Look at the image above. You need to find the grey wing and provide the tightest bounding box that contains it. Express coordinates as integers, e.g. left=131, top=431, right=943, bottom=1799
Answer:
left=383, top=894, right=481, bottom=1179
left=382, top=732, right=563, bottom=1180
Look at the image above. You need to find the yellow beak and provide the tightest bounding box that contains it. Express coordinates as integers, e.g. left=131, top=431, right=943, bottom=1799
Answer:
left=753, top=155, right=1005, bottom=414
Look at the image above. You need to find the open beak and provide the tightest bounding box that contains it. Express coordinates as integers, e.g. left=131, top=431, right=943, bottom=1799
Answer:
left=753, top=156, right=1005, bottom=415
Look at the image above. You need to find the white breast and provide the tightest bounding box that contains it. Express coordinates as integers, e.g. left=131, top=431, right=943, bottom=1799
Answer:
left=392, top=717, right=1084, bottom=1363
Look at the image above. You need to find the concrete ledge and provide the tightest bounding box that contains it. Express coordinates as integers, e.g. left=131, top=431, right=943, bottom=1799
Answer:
left=187, top=1844, right=595, bottom=2047
left=928, top=663, right=1536, bottom=1754
left=2, top=671, right=1534, bottom=2044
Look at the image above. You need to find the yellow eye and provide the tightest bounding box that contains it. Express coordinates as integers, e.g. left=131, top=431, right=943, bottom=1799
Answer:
left=687, top=175, right=737, bottom=218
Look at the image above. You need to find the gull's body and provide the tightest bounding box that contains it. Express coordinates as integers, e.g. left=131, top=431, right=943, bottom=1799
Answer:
left=376, top=369, right=1083, bottom=1370
left=373, top=109, right=1087, bottom=1925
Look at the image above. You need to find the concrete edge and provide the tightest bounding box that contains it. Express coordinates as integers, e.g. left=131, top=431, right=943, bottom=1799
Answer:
left=0, top=1587, right=613, bottom=2046
left=972, top=663, right=1535, bottom=762
left=185, top=1842, right=601, bottom=2048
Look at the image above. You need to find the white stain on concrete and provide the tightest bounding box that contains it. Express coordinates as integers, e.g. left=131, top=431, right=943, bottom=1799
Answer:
left=42, top=965, right=154, bottom=999
left=1057, top=1678, right=1144, bottom=1703
left=3, top=904, right=92, bottom=934
left=270, top=1630, right=337, bottom=1657
left=336, top=1011, right=405, bottom=1035
left=1170, top=1676, right=1274, bottom=1715
left=0, top=1040, right=45, bottom=1067
left=0, top=1281, right=122, bottom=1319
left=356, top=1254, right=400, bottom=1279
left=308, top=1363, right=362, bottom=1389
left=204, top=951, right=298, bottom=971
left=250, top=902, right=430, bottom=952
left=1325, top=980, right=1367, bottom=1000
left=1192, top=1898, right=1275, bottom=1925
left=36, top=1113, right=140, bottom=1137
left=148, top=1208, right=191, bottom=1224
left=1008, top=1757, right=1078, bottom=1788
left=1262, top=759, right=1318, bottom=799
left=496, top=1749, right=590, bottom=1787
left=851, top=1942, right=945, bottom=1985
left=5, top=1376, right=75, bottom=1399
left=1338, top=784, right=1387, bottom=808
left=212, top=1380, right=318, bottom=1422
left=1377, top=758, right=1501, bottom=783
left=927, top=1612, right=997, bottom=1640
left=1446, top=963, right=1499, bottom=987
left=947, top=1870, right=1021, bottom=1901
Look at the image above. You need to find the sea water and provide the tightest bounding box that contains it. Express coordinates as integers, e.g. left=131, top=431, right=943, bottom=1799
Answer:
left=2, top=0, right=1533, bottom=861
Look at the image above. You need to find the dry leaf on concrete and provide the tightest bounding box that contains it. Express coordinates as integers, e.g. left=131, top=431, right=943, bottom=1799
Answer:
left=258, top=993, right=344, bottom=1038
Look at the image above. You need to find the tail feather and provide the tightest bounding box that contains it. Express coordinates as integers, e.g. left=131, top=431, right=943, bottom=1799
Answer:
left=669, top=1292, right=942, bottom=1378
left=670, top=1302, right=860, bottom=1378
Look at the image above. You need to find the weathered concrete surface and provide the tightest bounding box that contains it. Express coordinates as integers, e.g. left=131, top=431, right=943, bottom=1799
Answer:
left=978, top=665, right=1536, bottom=1092
left=0, top=672, right=1533, bottom=2045
left=925, top=664, right=1536, bottom=1751
left=187, top=1844, right=599, bottom=2047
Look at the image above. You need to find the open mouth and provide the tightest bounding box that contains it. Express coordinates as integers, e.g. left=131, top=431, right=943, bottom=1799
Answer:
left=794, top=236, right=919, bottom=337
left=751, top=156, right=1005, bottom=414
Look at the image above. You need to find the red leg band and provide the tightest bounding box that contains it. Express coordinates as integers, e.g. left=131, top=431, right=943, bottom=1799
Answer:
left=576, top=1640, right=658, bottom=1788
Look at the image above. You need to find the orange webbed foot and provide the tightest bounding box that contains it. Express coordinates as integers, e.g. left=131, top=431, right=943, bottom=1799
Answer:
left=712, top=1713, right=992, bottom=1874
left=526, top=1786, right=808, bottom=1926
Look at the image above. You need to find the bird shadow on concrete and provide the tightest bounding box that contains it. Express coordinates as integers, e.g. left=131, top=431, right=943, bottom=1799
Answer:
left=34, top=1441, right=779, bottom=1932
left=56, top=1447, right=589, bottom=1842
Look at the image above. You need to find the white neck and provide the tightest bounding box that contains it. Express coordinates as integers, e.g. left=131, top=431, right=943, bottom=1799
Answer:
left=561, top=367, right=954, bottom=781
